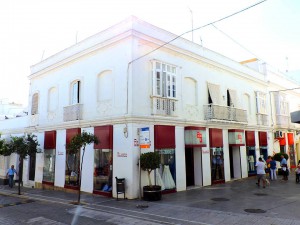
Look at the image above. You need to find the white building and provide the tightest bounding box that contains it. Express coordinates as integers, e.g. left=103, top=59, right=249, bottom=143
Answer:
left=1, top=16, right=300, bottom=199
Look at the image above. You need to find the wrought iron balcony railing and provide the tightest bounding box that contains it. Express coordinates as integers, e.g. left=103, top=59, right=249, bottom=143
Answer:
left=63, top=104, right=83, bottom=122
left=151, top=96, right=177, bottom=116
left=203, top=104, right=247, bottom=123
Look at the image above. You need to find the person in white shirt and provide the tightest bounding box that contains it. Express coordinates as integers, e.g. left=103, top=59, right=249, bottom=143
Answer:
left=255, top=157, right=267, bottom=188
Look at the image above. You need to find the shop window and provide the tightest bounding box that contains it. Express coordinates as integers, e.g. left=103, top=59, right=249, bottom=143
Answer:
left=156, top=149, right=176, bottom=190
left=259, top=146, right=268, bottom=161
left=65, top=151, right=80, bottom=186
left=211, top=147, right=224, bottom=183
left=94, top=149, right=112, bottom=192
left=43, top=149, right=55, bottom=182
left=247, top=146, right=256, bottom=174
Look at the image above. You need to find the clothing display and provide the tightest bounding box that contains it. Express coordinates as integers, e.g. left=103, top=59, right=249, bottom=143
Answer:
left=248, top=155, right=254, bottom=171
left=155, top=168, right=165, bottom=190
left=162, top=165, right=175, bottom=189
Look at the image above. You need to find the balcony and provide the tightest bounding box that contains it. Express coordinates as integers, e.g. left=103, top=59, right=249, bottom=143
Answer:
left=256, top=113, right=269, bottom=126
left=203, top=104, right=247, bottom=123
left=63, top=104, right=83, bottom=122
left=275, top=114, right=290, bottom=128
left=151, top=96, right=177, bottom=116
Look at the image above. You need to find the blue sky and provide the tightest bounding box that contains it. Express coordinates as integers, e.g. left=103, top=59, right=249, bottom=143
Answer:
left=0, top=0, right=299, bottom=105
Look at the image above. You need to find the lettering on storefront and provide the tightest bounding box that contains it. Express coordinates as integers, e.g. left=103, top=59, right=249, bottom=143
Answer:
left=185, top=129, right=206, bottom=146
left=117, top=152, right=128, bottom=157
left=228, top=131, right=245, bottom=145
left=58, top=151, right=64, bottom=156
left=202, top=149, right=210, bottom=154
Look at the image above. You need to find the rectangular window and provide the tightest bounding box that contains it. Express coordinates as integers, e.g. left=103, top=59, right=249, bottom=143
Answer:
left=153, top=61, right=177, bottom=98
left=72, top=81, right=80, bottom=104
left=256, top=92, right=267, bottom=114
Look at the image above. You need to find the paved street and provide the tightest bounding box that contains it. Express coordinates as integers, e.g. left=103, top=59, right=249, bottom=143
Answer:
left=1, top=173, right=300, bottom=225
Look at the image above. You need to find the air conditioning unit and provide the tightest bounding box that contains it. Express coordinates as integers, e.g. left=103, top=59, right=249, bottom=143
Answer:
left=275, top=131, right=284, bottom=138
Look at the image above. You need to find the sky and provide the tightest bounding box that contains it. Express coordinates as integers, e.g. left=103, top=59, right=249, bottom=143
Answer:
left=1, top=0, right=299, bottom=106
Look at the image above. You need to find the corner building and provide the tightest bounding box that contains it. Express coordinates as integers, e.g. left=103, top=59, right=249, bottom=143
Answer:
left=1, top=16, right=300, bottom=199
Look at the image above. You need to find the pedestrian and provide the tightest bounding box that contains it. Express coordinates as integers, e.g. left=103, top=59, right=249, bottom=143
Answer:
left=295, top=164, right=300, bottom=183
left=266, top=156, right=272, bottom=179
left=255, top=157, right=267, bottom=188
left=6, top=165, right=18, bottom=188
left=280, top=155, right=288, bottom=181
left=269, top=156, right=277, bottom=180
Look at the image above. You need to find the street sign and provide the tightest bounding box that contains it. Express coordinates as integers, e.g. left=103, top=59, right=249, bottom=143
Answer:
left=139, top=127, right=150, bottom=148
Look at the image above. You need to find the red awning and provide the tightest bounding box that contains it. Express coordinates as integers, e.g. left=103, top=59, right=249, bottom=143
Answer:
left=44, top=130, right=56, bottom=149
left=154, top=125, right=175, bottom=149
left=94, top=125, right=113, bottom=149
left=209, top=128, right=223, bottom=147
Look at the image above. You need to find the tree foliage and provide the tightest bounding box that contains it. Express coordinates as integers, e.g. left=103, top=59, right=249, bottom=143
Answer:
left=140, top=151, right=160, bottom=187
left=273, top=152, right=289, bottom=162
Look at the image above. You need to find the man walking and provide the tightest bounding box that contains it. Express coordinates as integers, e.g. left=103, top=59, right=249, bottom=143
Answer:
left=6, top=165, right=18, bottom=188
left=256, top=157, right=267, bottom=188
left=280, top=155, right=288, bottom=181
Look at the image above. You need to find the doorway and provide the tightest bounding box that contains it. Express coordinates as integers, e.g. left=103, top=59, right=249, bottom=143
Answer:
left=185, top=148, right=195, bottom=186
left=229, top=146, right=242, bottom=179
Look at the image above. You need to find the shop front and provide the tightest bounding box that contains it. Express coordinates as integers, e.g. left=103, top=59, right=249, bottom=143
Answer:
left=228, top=129, right=245, bottom=180
left=209, top=128, right=224, bottom=185
left=154, top=125, right=176, bottom=193
left=245, top=131, right=256, bottom=176
left=258, top=131, right=268, bottom=161
left=93, top=125, right=113, bottom=197
left=43, top=130, right=56, bottom=186
left=184, top=127, right=206, bottom=187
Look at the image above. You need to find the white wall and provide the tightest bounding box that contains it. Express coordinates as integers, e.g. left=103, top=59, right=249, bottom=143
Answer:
left=175, top=126, right=185, bottom=191
left=80, top=127, right=94, bottom=193
left=54, top=129, right=66, bottom=188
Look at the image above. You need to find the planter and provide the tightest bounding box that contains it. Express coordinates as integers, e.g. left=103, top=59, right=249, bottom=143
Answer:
left=143, top=185, right=162, bottom=201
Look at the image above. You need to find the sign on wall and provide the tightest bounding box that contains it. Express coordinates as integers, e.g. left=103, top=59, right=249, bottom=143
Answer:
left=228, top=130, right=245, bottom=145
left=184, top=129, right=207, bottom=146
left=139, top=127, right=150, bottom=149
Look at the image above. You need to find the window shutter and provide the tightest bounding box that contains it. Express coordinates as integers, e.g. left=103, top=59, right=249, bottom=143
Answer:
left=207, top=82, right=221, bottom=105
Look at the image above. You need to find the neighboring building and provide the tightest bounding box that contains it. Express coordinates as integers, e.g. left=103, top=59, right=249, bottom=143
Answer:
left=1, top=16, right=300, bottom=199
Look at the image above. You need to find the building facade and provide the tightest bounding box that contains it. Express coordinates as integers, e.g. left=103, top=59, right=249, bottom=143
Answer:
left=1, top=16, right=300, bottom=199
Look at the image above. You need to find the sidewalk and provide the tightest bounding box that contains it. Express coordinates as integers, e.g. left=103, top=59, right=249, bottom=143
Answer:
left=1, top=174, right=300, bottom=225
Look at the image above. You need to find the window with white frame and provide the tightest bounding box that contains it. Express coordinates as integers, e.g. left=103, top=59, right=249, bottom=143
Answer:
left=256, top=91, right=267, bottom=114
left=71, top=80, right=80, bottom=105
left=153, top=61, right=177, bottom=98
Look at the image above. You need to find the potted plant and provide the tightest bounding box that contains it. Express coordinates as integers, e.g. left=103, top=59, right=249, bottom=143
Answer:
left=140, top=151, right=161, bottom=201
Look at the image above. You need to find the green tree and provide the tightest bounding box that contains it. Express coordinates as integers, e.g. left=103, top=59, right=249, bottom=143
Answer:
left=66, top=131, right=98, bottom=204
left=0, top=134, right=40, bottom=195
left=140, top=151, right=160, bottom=187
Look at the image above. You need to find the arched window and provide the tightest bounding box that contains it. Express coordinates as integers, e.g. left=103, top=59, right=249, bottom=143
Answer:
left=48, top=87, right=58, bottom=112
left=71, top=80, right=80, bottom=104
left=184, top=77, right=197, bottom=105
left=31, top=93, right=39, bottom=115
left=97, top=71, right=113, bottom=102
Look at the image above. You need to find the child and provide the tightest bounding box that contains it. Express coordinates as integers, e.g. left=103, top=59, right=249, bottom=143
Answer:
left=295, top=164, right=300, bottom=183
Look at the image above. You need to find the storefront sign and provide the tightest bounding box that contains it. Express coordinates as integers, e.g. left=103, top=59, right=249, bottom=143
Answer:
left=134, top=139, right=139, bottom=146
left=202, top=149, right=210, bottom=154
left=139, top=127, right=150, bottom=148
left=117, top=152, right=128, bottom=157
left=184, top=129, right=207, bottom=146
left=228, top=131, right=245, bottom=145
left=58, top=151, right=64, bottom=156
